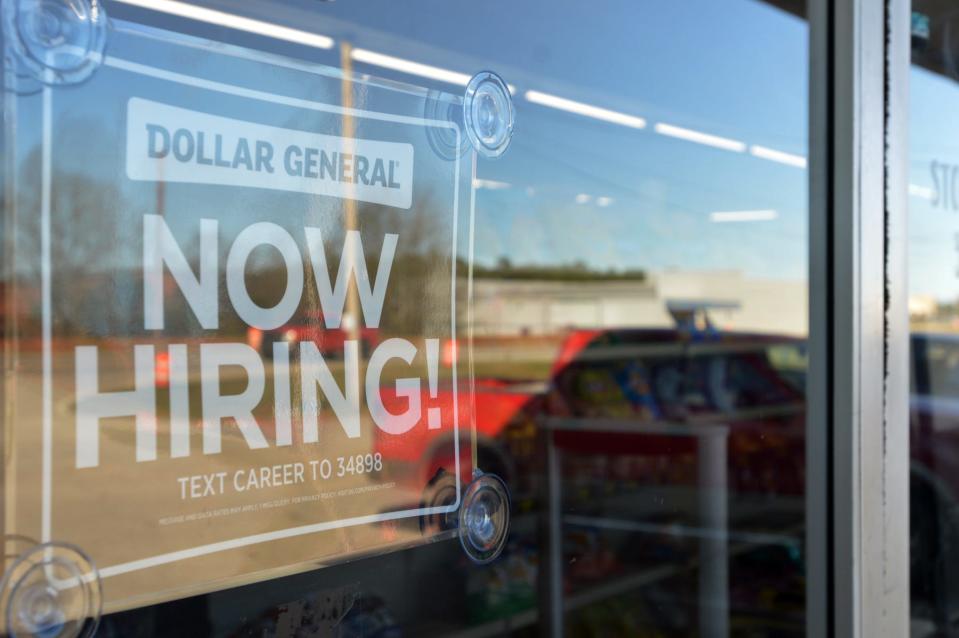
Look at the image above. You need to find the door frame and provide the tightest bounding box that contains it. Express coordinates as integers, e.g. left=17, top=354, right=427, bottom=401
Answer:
left=807, top=0, right=911, bottom=636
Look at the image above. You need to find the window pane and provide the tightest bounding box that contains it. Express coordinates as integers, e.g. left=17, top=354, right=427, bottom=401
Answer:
left=910, top=3, right=959, bottom=634
left=0, top=1, right=809, bottom=635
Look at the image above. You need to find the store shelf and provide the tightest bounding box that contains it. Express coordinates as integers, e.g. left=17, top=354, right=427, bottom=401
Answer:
left=565, top=562, right=689, bottom=610
left=563, top=514, right=800, bottom=550
left=437, top=609, right=539, bottom=638
left=422, top=516, right=805, bottom=638
left=426, top=561, right=688, bottom=638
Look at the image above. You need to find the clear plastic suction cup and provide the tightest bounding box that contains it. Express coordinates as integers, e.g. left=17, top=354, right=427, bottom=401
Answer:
left=1, top=542, right=102, bottom=638
left=419, top=468, right=460, bottom=535
left=2, top=0, right=108, bottom=86
left=463, top=72, right=514, bottom=158
left=458, top=471, right=510, bottom=564
left=424, top=90, right=469, bottom=161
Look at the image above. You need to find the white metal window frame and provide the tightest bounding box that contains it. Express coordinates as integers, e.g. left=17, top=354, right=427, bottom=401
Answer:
left=807, top=0, right=911, bottom=636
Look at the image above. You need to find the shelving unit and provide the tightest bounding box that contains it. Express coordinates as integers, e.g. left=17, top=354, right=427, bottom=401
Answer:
left=422, top=518, right=804, bottom=638
left=415, top=412, right=805, bottom=638
left=541, top=416, right=731, bottom=638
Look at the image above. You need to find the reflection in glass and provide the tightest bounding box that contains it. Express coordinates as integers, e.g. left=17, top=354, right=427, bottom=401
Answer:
left=909, top=2, right=959, bottom=636
left=3, top=0, right=810, bottom=635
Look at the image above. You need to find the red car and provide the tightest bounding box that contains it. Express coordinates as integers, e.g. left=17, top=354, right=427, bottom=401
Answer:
left=374, top=325, right=959, bottom=626
left=247, top=310, right=381, bottom=358
left=375, top=326, right=806, bottom=497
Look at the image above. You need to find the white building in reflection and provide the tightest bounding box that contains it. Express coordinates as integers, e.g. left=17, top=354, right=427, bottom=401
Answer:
left=471, top=270, right=808, bottom=337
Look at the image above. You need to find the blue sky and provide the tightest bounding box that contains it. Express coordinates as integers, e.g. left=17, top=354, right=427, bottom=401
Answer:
left=37, top=0, right=811, bottom=282
left=909, top=65, right=959, bottom=302
left=322, top=0, right=810, bottom=279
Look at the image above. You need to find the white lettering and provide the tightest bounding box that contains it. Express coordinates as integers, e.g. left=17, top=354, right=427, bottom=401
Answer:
left=300, top=340, right=361, bottom=442
left=75, top=345, right=157, bottom=468
left=366, top=338, right=421, bottom=435
left=143, top=214, right=218, bottom=329
left=200, top=343, right=268, bottom=454
left=305, top=229, right=397, bottom=329
left=226, top=222, right=304, bottom=330
left=272, top=341, right=293, bottom=446
left=168, top=344, right=191, bottom=458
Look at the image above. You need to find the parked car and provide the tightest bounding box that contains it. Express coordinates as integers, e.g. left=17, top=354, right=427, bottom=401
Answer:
left=247, top=309, right=380, bottom=358
left=375, top=325, right=959, bottom=627
left=375, top=326, right=805, bottom=494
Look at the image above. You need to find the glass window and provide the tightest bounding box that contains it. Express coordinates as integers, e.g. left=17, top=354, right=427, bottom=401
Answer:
left=909, top=4, right=959, bottom=634
left=0, top=1, right=810, bottom=635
